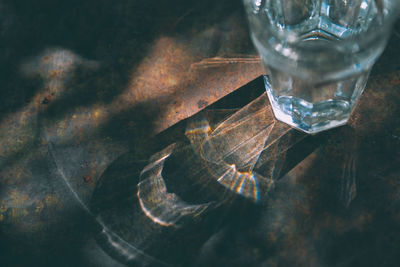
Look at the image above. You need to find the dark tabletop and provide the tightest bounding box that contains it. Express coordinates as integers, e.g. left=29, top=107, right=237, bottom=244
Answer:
left=0, top=0, right=399, bottom=266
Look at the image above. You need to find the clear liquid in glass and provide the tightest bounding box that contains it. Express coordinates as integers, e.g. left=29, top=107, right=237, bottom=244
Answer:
left=247, top=0, right=391, bottom=133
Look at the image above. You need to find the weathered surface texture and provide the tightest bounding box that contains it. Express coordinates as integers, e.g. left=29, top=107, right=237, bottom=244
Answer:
left=0, top=0, right=399, bottom=266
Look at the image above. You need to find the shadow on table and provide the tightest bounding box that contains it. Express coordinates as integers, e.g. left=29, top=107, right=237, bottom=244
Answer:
left=0, top=0, right=251, bottom=266
left=0, top=1, right=400, bottom=266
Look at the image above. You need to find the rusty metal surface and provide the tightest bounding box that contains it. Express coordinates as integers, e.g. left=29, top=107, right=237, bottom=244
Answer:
left=0, top=0, right=400, bottom=266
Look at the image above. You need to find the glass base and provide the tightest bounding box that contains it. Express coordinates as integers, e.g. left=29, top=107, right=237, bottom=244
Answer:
left=264, top=76, right=350, bottom=134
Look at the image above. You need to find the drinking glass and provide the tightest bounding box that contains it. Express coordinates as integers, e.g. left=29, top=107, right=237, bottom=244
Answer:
left=244, top=0, right=400, bottom=133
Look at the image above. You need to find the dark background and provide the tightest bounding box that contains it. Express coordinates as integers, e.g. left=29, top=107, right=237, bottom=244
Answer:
left=0, top=0, right=399, bottom=266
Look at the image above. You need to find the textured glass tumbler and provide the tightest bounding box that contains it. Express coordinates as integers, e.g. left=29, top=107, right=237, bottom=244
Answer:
left=244, top=0, right=400, bottom=133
